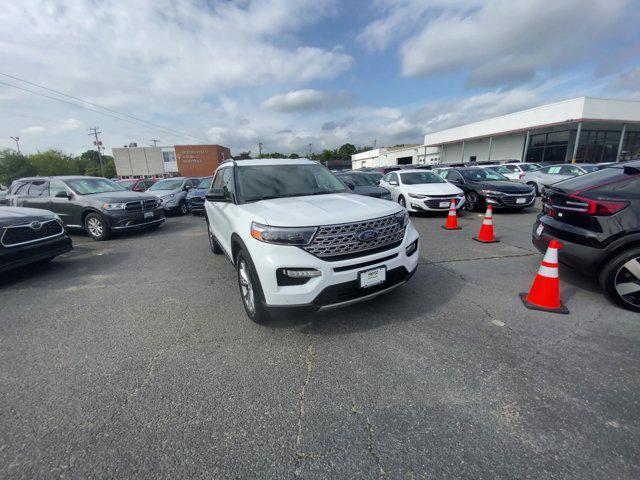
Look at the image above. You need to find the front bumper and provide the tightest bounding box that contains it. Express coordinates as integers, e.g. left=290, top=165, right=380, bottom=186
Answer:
left=408, top=196, right=465, bottom=212
left=104, top=207, right=166, bottom=230
left=187, top=198, right=205, bottom=212
left=485, top=193, right=536, bottom=209
left=531, top=217, right=605, bottom=274
left=0, top=235, right=73, bottom=273
left=250, top=223, right=420, bottom=309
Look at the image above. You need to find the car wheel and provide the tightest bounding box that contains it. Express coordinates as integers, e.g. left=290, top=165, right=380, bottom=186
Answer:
left=465, top=192, right=482, bottom=212
left=599, top=247, right=640, bottom=312
left=207, top=222, right=223, bottom=254
left=178, top=201, right=187, bottom=216
left=527, top=182, right=539, bottom=196
left=84, top=212, right=110, bottom=241
left=236, top=249, right=269, bottom=323
left=35, top=256, right=55, bottom=265
left=398, top=196, right=406, bottom=208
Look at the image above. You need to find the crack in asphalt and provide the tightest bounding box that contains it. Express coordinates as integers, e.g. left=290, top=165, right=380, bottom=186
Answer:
left=293, top=344, right=316, bottom=478
left=351, top=402, right=386, bottom=477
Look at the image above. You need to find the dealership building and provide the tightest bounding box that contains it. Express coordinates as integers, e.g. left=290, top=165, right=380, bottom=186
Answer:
left=112, top=144, right=231, bottom=178
left=352, top=97, right=640, bottom=169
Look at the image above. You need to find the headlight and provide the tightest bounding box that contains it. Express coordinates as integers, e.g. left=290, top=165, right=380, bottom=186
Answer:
left=408, top=193, right=428, bottom=199
left=481, top=189, right=504, bottom=196
left=456, top=193, right=465, bottom=198
left=102, top=202, right=125, bottom=210
left=394, top=210, right=409, bottom=227
left=250, top=222, right=317, bottom=245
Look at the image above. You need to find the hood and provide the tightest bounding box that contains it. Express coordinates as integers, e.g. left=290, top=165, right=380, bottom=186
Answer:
left=239, top=193, right=402, bottom=227
left=81, top=191, right=158, bottom=203
left=146, top=189, right=180, bottom=197
left=469, top=180, right=532, bottom=193
left=352, top=186, right=390, bottom=197
left=0, top=206, right=57, bottom=227
left=403, top=183, right=462, bottom=195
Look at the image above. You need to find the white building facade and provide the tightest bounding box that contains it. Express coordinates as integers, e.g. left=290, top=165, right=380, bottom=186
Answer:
left=352, top=97, right=640, bottom=168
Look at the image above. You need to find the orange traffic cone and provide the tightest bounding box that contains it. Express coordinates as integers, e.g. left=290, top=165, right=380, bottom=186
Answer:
left=519, top=240, right=569, bottom=314
left=473, top=205, right=499, bottom=243
left=441, top=198, right=461, bottom=230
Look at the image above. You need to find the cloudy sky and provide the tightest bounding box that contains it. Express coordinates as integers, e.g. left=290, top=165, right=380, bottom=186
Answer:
left=1, top=0, right=639, bottom=156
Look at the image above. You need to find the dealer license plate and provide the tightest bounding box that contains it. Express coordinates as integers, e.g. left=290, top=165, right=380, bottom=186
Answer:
left=535, top=223, right=544, bottom=237
left=359, top=266, right=386, bottom=289
left=439, top=201, right=450, bottom=208
left=516, top=197, right=527, bottom=204
left=144, top=211, right=154, bottom=219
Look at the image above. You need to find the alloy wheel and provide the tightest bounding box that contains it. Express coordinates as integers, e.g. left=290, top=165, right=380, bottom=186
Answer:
left=613, top=256, right=640, bottom=310
left=398, top=196, right=406, bottom=208
left=179, top=202, right=187, bottom=215
left=238, top=259, right=255, bottom=315
left=87, top=217, right=103, bottom=237
left=466, top=192, right=478, bottom=211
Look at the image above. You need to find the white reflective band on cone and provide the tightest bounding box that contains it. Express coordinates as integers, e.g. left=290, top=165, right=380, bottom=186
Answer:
left=543, top=246, right=559, bottom=264
left=537, top=265, right=559, bottom=278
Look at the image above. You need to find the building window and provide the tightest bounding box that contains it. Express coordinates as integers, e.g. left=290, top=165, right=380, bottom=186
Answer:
left=469, top=155, right=477, bottom=162
left=621, top=131, right=640, bottom=161
left=576, top=130, right=621, bottom=163
left=162, top=151, right=176, bottom=163
left=526, top=130, right=569, bottom=163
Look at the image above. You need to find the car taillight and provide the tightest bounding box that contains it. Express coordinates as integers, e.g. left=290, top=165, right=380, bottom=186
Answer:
left=568, top=194, right=629, bottom=216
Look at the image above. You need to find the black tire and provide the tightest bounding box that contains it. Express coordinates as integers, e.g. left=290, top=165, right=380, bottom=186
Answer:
left=465, top=191, right=483, bottom=212
left=599, top=247, right=640, bottom=312
left=84, top=212, right=110, bottom=241
left=236, top=249, right=269, bottom=323
left=35, top=256, right=55, bottom=265
left=527, top=182, right=539, bottom=196
left=207, top=221, right=223, bottom=254
left=398, top=196, right=406, bottom=208
left=177, top=200, right=188, bottom=216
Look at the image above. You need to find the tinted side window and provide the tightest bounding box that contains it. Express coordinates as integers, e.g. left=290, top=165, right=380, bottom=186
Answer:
left=389, top=173, right=398, bottom=183
left=49, top=179, right=67, bottom=197
left=27, top=181, right=48, bottom=196
left=212, top=170, right=224, bottom=189
left=561, top=166, right=582, bottom=175
left=547, top=167, right=562, bottom=174
left=448, top=171, right=463, bottom=182
left=503, top=165, right=518, bottom=172
left=221, top=168, right=234, bottom=199
left=10, top=181, right=29, bottom=196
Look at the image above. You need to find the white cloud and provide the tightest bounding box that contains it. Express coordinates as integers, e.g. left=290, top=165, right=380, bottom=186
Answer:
left=610, top=68, right=640, bottom=93
left=20, top=126, right=46, bottom=135
left=262, top=90, right=355, bottom=112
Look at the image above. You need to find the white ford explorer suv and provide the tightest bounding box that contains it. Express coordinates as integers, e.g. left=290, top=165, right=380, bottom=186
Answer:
left=204, top=158, right=420, bottom=322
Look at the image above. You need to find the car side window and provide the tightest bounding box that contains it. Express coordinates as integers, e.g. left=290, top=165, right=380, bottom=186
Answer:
left=389, top=173, right=398, bottom=184
left=49, top=179, right=67, bottom=197
left=548, top=167, right=562, bottom=174
left=381, top=174, right=390, bottom=182
left=448, top=171, right=463, bottom=182
left=504, top=165, right=517, bottom=172
left=212, top=170, right=224, bottom=189
left=10, top=181, right=29, bottom=196
left=221, top=168, right=234, bottom=199
left=27, top=180, right=48, bottom=197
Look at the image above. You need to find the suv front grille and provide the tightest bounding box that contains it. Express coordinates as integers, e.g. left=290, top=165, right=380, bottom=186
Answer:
left=302, top=215, right=405, bottom=261
left=125, top=199, right=159, bottom=211
left=1, top=220, right=64, bottom=247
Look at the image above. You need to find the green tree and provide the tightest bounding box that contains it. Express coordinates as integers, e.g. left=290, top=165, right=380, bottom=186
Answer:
left=76, top=150, right=102, bottom=174
left=289, top=153, right=300, bottom=159
left=234, top=151, right=252, bottom=160
left=336, top=143, right=357, bottom=161
left=29, top=150, right=80, bottom=177
left=0, top=149, right=35, bottom=186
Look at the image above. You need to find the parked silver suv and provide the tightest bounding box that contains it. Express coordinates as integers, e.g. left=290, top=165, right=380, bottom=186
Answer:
left=147, top=177, right=201, bottom=215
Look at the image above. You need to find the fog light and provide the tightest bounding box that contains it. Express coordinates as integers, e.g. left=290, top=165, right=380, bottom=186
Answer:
left=406, top=240, right=418, bottom=257
left=277, top=268, right=321, bottom=286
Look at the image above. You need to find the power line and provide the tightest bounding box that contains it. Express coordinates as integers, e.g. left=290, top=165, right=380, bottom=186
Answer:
left=0, top=74, right=209, bottom=143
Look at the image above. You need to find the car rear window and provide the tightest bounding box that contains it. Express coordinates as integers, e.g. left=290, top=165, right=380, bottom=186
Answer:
left=551, top=167, right=637, bottom=194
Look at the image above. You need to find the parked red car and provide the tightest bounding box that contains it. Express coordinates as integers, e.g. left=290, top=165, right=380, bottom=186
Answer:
left=116, top=178, right=157, bottom=192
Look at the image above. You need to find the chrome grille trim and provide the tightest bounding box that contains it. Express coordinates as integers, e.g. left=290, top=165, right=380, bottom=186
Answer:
left=1, top=219, right=64, bottom=247
left=124, top=199, right=160, bottom=211
left=302, top=215, right=405, bottom=260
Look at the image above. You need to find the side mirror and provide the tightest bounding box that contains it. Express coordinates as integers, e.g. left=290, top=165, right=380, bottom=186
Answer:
left=344, top=180, right=355, bottom=190
left=376, top=180, right=381, bottom=186
left=205, top=188, right=229, bottom=202
left=55, top=191, right=70, bottom=199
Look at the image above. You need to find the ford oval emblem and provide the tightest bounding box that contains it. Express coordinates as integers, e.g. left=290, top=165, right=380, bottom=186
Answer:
left=356, top=229, right=379, bottom=242
left=30, top=221, right=42, bottom=231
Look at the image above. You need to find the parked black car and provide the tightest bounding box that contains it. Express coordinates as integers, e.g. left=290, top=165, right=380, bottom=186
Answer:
left=335, top=172, right=392, bottom=200
left=435, top=166, right=536, bottom=211
left=533, top=160, right=640, bottom=311
left=0, top=206, right=73, bottom=273
left=6, top=176, right=165, bottom=241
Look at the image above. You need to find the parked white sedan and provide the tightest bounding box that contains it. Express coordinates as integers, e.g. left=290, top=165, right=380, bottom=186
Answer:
left=379, top=169, right=465, bottom=213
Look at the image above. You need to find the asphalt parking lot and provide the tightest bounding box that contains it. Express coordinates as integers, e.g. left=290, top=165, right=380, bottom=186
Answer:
left=1, top=204, right=639, bottom=479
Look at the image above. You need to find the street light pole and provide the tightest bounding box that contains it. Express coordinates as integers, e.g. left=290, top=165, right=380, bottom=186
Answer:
left=9, top=136, right=20, bottom=154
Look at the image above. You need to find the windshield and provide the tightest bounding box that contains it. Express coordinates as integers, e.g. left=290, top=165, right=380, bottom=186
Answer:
left=520, top=163, right=540, bottom=171
left=488, top=166, right=512, bottom=175
left=149, top=179, right=184, bottom=191
left=236, top=164, right=349, bottom=202
left=65, top=178, right=126, bottom=195
left=117, top=180, right=136, bottom=189
left=461, top=168, right=509, bottom=181
left=198, top=177, right=213, bottom=189
left=364, top=172, right=383, bottom=182
left=338, top=174, right=375, bottom=186
left=401, top=171, right=446, bottom=185
left=581, top=165, right=599, bottom=173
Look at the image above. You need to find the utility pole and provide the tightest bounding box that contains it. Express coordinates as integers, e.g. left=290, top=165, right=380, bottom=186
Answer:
left=308, top=143, right=312, bottom=159
left=88, top=127, right=105, bottom=177
left=373, top=139, right=377, bottom=149
left=258, top=142, right=263, bottom=158
left=151, top=139, right=160, bottom=147
left=9, top=136, right=20, bottom=154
